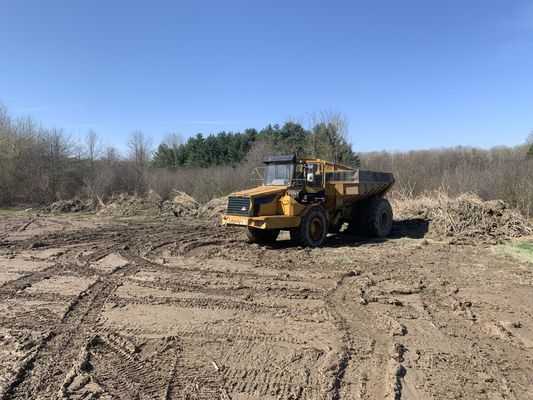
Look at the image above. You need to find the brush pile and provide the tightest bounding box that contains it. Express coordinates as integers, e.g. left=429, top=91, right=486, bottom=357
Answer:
left=392, top=192, right=532, bottom=244
left=42, top=199, right=87, bottom=213
left=98, top=190, right=199, bottom=218
left=197, top=196, right=228, bottom=225
left=161, top=191, right=200, bottom=217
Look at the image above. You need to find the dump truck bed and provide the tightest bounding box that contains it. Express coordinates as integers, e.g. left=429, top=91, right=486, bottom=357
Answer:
left=326, top=169, right=395, bottom=208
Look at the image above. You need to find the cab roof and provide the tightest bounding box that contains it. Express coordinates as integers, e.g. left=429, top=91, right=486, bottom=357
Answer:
left=262, top=155, right=296, bottom=163
left=262, top=155, right=354, bottom=171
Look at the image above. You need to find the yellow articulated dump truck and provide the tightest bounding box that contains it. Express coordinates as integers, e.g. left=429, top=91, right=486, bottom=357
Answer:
left=221, top=155, right=395, bottom=247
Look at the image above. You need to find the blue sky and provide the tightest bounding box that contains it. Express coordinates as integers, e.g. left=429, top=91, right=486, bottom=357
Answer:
left=1, top=0, right=532, bottom=152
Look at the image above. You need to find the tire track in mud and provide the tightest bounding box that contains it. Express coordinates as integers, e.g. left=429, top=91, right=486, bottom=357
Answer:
left=0, top=222, right=407, bottom=399
left=0, top=217, right=34, bottom=243
left=325, top=273, right=367, bottom=400
left=15, top=218, right=36, bottom=233
left=2, top=253, right=140, bottom=399
left=0, top=263, right=66, bottom=294
left=3, top=219, right=338, bottom=399
left=0, top=224, right=131, bottom=296
left=135, top=245, right=347, bottom=399
left=79, top=333, right=178, bottom=399
left=2, top=217, right=531, bottom=399
left=324, top=271, right=403, bottom=400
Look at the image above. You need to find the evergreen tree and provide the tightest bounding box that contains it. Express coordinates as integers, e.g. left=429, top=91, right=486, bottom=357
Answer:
left=151, top=121, right=360, bottom=168
left=308, top=122, right=360, bottom=167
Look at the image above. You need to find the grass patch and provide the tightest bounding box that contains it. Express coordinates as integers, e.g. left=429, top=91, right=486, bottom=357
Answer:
left=0, top=209, right=36, bottom=217
left=494, top=240, right=533, bottom=264
left=0, top=209, right=95, bottom=218
left=331, top=255, right=350, bottom=265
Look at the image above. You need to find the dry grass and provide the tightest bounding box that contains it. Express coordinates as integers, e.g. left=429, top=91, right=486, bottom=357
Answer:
left=391, top=190, right=532, bottom=244
left=363, top=146, right=533, bottom=218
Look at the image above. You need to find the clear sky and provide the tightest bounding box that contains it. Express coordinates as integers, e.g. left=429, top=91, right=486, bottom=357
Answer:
left=1, top=0, right=532, bottom=152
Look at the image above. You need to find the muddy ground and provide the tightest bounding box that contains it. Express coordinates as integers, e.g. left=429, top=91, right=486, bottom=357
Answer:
left=0, top=215, right=531, bottom=400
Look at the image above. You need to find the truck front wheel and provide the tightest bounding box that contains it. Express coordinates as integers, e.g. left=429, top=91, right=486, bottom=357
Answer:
left=290, top=207, right=328, bottom=247
left=246, top=228, right=280, bottom=244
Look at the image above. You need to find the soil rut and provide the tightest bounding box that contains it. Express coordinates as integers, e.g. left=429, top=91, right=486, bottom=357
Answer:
left=0, top=216, right=531, bottom=399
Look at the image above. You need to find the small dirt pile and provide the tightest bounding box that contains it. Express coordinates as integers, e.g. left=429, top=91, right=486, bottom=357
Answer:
left=42, top=199, right=87, bottom=213
left=197, top=196, right=228, bottom=224
left=161, top=191, right=200, bottom=217
left=97, top=193, right=149, bottom=217
left=98, top=190, right=199, bottom=218
left=393, top=193, right=532, bottom=244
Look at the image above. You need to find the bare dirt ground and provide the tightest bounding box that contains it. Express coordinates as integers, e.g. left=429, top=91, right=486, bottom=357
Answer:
left=0, top=215, right=532, bottom=399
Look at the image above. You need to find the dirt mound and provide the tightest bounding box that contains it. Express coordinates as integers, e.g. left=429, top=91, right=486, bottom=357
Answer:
left=99, top=190, right=199, bottom=218
left=393, top=193, right=532, bottom=244
left=161, top=191, right=199, bottom=217
left=197, top=196, right=228, bottom=224
left=97, top=193, right=148, bottom=217
left=42, top=199, right=87, bottom=213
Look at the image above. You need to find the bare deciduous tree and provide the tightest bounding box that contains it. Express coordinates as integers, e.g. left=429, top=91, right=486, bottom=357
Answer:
left=128, top=130, right=152, bottom=168
left=40, top=128, right=75, bottom=201
left=305, top=110, right=359, bottom=166
left=163, top=132, right=184, bottom=149
left=526, top=131, right=533, bottom=160
left=526, top=130, right=533, bottom=145
left=128, top=130, right=153, bottom=193
left=83, top=130, right=103, bottom=197
left=0, top=102, right=10, bottom=133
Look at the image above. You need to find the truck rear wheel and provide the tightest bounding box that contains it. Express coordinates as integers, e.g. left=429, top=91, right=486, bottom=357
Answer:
left=367, top=197, right=393, bottom=237
left=246, top=228, right=280, bottom=244
left=349, top=197, right=393, bottom=238
left=290, top=207, right=328, bottom=247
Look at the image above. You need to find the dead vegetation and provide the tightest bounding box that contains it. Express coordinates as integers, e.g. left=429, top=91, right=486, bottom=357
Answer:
left=196, top=196, right=229, bottom=224
left=1, top=102, right=532, bottom=217
left=362, top=146, right=533, bottom=219
left=34, top=190, right=532, bottom=246
left=97, top=190, right=199, bottom=218
left=392, top=191, right=532, bottom=244
left=41, top=199, right=88, bottom=214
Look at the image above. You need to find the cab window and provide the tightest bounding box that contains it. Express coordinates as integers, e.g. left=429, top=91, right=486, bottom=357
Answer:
left=306, top=163, right=323, bottom=186
left=264, top=163, right=293, bottom=186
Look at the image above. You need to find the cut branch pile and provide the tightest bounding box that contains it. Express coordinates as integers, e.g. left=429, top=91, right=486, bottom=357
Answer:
left=392, top=191, right=532, bottom=244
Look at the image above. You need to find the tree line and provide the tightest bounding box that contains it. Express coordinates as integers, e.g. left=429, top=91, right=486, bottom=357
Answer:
left=152, top=119, right=360, bottom=168
left=0, top=101, right=531, bottom=217
left=0, top=103, right=358, bottom=206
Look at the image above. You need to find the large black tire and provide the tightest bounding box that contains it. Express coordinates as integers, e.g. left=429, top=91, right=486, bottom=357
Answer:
left=290, top=207, right=328, bottom=247
left=246, top=228, right=280, bottom=244
left=367, top=197, right=393, bottom=237
left=348, top=197, right=393, bottom=238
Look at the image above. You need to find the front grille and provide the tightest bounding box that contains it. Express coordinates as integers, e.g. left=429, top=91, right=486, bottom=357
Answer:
left=227, top=196, right=251, bottom=215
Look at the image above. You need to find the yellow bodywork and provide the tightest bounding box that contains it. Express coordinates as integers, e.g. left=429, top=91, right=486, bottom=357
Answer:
left=221, top=158, right=394, bottom=230
left=221, top=192, right=304, bottom=230
left=221, top=159, right=344, bottom=230
left=221, top=214, right=301, bottom=229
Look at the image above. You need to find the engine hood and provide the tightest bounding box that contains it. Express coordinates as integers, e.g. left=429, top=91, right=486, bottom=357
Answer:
left=232, top=185, right=287, bottom=198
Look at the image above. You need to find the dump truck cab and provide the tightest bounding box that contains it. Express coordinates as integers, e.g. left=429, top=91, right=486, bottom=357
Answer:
left=221, top=155, right=395, bottom=247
